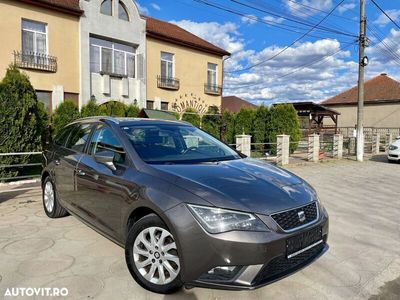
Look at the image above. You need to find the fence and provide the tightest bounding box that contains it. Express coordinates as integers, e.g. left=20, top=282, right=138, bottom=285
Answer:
left=0, top=152, right=42, bottom=183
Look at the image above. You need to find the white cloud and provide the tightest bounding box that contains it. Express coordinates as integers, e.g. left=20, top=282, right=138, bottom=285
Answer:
left=241, top=14, right=257, bottom=25
left=263, top=15, right=285, bottom=24
left=337, top=2, right=356, bottom=14
left=136, top=2, right=149, bottom=15
left=373, top=9, right=400, bottom=26
left=285, top=0, right=333, bottom=16
left=150, top=3, right=161, bottom=11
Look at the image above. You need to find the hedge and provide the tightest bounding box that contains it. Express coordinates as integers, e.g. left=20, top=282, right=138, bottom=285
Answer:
left=52, top=100, right=80, bottom=135
left=202, top=106, right=221, bottom=138
left=182, top=108, right=201, bottom=127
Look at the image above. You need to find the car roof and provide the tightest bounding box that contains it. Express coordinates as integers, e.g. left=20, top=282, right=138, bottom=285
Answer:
left=72, top=116, right=190, bottom=127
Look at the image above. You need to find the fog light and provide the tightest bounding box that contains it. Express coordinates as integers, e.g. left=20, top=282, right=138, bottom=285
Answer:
left=199, top=266, right=242, bottom=282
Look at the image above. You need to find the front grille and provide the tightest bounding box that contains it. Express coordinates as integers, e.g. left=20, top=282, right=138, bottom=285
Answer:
left=271, top=202, right=318, bottom=231
left=253, top=242, right=325, bottom=285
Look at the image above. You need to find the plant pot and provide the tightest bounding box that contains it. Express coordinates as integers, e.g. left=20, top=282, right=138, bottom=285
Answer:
left=319, top=152, right=325, bottom=160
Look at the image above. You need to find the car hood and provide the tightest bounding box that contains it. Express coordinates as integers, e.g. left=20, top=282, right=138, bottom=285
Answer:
left=151, top=158, right=317, bottom=215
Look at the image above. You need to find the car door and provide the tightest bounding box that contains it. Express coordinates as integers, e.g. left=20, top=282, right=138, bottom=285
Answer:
left=53, top=123, right=93, bottom=210
left=75, top=123, right=132, bottom=240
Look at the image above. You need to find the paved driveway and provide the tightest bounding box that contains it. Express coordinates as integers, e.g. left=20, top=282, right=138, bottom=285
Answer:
left=0, top=157, right=399, bottom=299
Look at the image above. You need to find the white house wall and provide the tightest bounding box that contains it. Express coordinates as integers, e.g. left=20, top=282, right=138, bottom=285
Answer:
left=79, top=0, right=146, bottom=108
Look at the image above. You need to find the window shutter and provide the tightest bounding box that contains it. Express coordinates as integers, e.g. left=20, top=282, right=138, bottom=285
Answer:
left=137, top=53, right=145, bottom=81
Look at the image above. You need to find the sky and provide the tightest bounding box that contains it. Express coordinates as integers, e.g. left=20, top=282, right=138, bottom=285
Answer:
left=136, top=0, right=400, bottom=105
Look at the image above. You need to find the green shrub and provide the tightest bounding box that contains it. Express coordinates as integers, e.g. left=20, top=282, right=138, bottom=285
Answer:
left=52, top=100, right=80, bottom=135
left=182, top=108, right=201, bottom=127
left=99, top=101, right=127, bottom=117
left=221, top=110, right=236, bottom=144
left=170, top=111, right=180, bottom=120
left=235, top=107, right=255, bottom=136
left=253, top=105, right=270, bottom=152
left=267, top=104, right=301, bottom=153
left=125, top=103, right=140, bottom=117
left=202, top=106, right=221, bottom=138
left=0, top=65, right=48, bottom=180
left=81, top=99, right=101, bottom=117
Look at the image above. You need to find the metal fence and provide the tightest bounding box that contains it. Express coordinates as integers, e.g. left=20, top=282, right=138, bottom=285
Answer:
left=0, top=152, right=42, bottom=182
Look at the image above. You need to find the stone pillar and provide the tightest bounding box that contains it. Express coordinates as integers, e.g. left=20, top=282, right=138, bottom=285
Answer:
left=349, top=137, right=356, bottom=155
left=236, top=135, right=251, bottom=157
left=52, top=85, right=64, bottom=110
left=308, top=134, right=320, bottom=162
left=387, top=133, right=393, bottom=147
left=154, top=97, right=161, bottom=110
left=277, top=135, right=290, bottom=165
left=333, top=134, right=343, bottom=159
left=372, top=133, right=380, bottom=154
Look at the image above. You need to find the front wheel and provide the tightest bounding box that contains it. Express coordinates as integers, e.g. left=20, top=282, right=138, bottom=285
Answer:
left=125, top=214, right=183, bottom=294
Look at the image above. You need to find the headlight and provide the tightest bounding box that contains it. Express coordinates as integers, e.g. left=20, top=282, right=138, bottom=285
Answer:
left=187, top=204, right=268, bottom=233
left=389, top=145, right=398, bottom=150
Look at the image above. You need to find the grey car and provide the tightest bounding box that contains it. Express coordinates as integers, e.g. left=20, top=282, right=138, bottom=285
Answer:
left=41, top=117, right=329, bottom=294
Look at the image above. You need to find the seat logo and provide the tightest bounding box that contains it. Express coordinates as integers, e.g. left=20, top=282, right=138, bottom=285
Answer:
left=298, top=211, right=306, bottom=222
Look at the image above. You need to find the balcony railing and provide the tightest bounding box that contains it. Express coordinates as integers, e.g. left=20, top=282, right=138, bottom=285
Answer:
left=14, top=51, right=57, bottom=73
left=204, top=83, right=222, bottom=95
left=157, top=75, right=180, bottom=90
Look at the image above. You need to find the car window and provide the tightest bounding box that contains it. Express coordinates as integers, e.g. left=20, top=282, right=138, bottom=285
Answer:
left=54, top=125, right=74, bottom=147
left=89, top=125, right=126, bottom=165
left=65, top=124, right=93, bottom=153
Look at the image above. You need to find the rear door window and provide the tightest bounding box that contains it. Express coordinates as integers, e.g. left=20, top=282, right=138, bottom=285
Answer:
left=65, top=124, right=93, bottom=153
left=54, top=125, right=75, bottom=147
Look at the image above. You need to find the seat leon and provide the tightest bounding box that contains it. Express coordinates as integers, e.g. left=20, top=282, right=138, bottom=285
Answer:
left=41, top=117, right=329, bottom=294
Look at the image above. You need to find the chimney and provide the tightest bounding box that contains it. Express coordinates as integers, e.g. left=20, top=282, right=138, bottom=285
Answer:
left=380, top=73, right=387, bottom=76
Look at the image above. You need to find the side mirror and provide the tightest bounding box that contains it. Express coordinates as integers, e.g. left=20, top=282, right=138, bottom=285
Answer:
left=94, top=150, right=116, bottom=171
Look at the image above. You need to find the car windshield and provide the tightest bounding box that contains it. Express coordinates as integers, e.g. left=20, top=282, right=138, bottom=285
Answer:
left=121, top=124, right=241, bottom=164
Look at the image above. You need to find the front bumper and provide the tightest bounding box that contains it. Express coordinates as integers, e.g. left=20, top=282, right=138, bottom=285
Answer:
left=388, top=149, right=400, bottom=160
left=164, top=202, right=329, bottom=290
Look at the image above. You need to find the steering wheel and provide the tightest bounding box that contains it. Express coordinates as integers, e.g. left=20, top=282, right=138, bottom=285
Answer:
left=182, top=146, right=198, bottom=155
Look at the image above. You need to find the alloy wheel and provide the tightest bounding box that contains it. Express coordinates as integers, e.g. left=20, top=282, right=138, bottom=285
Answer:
left=43, top=181, right=55, bottom=213
left=133, top=226, right=180, bottom=285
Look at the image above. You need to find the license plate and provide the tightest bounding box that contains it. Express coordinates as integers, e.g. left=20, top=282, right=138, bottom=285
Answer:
left=286, top=227, right=322, bottom=258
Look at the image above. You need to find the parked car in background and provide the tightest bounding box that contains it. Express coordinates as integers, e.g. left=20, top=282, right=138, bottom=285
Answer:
left=388, top=136, right=400, bottom=163
left=41, top=117, right=329, bottom=294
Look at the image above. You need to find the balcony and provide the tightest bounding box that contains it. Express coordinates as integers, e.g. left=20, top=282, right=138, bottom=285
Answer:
left=157, top=75, right=180, bottom=90
left=14, top=51, right=57, bottom=73
left=204, top=83, right=222, bottom=95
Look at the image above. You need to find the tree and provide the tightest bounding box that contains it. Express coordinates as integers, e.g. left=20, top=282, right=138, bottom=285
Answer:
left=0, top=65, right=48, bottom=179
left=52, top=100, right=80, bottom=135
left=202, top=106, right=221, bottom=138
left=125, top=103, right=140, bottom=117
left=234, top=107, right=255, bottom=136
left=81, top=99, right=101, bottom=117
left=99, top=101, right=126, bottom=117
left=252, top=105, right=270, bottom=153
left=221, top=110, right=236, bottom=144
left=182, top=108, right=201, bottom=127
left=267, top=104, right=301, bottom=153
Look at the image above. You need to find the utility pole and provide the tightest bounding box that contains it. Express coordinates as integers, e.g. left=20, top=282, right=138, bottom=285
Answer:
left=356, top=0, right=367, bottom=162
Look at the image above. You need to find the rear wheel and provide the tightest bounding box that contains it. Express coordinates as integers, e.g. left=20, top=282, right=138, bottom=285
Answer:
left=125, top=214, right=183, bottom=294
left=42, top=177, right=68, bottom=218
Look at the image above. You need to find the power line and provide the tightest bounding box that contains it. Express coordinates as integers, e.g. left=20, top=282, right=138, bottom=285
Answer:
left=224, top=0, right=348, bottom=73
left=371, top=0, right=400, bottom=30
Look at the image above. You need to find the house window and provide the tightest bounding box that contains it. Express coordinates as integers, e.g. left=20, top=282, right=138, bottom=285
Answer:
left=22, top=19, right=47, bottom=55
left=161, top=52, right=174, bottom=79
left=161, top=102, right=169, bottom=111
left=207, top=63, right=217, bottom=87
left=36, top=91, right=51, bottom=112
left=100, top=0, right=112, bottom=16
left=146, top=101, right=154, bottom=109
left=90, top=37, right=136, bottom=77
left=118, top=1, right=129, bottom=21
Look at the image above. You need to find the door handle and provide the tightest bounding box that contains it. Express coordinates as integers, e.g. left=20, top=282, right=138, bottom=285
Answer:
left=76, top=169, right=86, bottom=176
left=54, top=159, right=60, bottom=166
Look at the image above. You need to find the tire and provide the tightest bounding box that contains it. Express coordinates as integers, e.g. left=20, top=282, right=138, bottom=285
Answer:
left=125, top=214, right=183, bottom=294
left=42, top=177, right=69, bottom=218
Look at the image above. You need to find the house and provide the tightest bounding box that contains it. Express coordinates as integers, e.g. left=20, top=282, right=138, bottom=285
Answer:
left=0, top=0, right=82, bottom=111
left=221, top=96, right=257, bottom=112
left=0, top=0, right=230, bottom=114
left=144, top=17, right=230, bottom=114
left=322, top=73, right=400, bottom=128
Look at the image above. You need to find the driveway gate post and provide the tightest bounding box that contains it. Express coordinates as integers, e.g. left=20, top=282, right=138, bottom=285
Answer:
left=276, top=135, right=289, bottom=165
left=236, top=135, right=251, bottom=157
left=372, top=133, right=380, bottom=154
left=308, top=134, right=319, bottom=162
left=333, top=134, right=343, bottom=159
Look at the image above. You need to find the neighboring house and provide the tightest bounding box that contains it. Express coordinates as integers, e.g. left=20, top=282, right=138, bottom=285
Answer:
left=322, top=73, right=400, bottom=128
left=144, top=17, right=230, bottom=114
left=0, top=0, right=82, bottom=111
left=79, top=0, right=146, bottom=108
left=222, top=96, right=257, bottom=113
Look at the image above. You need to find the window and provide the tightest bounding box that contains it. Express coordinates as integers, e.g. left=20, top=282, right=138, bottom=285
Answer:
left=36, top=91, right=51, bottom=112
left=118, top=1, right=129, bottom=21
left=207, top=63, right=217, bottom=87
left=22, top=19, right=47, bottom=55
left=161, top=102, right=169, bottom=111
left=66, top=124, right=93, bottom=153
left=90, top=125, right=126, bottom=164
left=100, top=0, right=112, bottom=16
left=90, top=37, right=136, bottom=77
left=161, top=52, right=174, bottom=79
left=146, top=101, right=154, bottom=110
left=54, top=125, right=74, bottom=147
left=64, top=93, right=79, bottom=107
